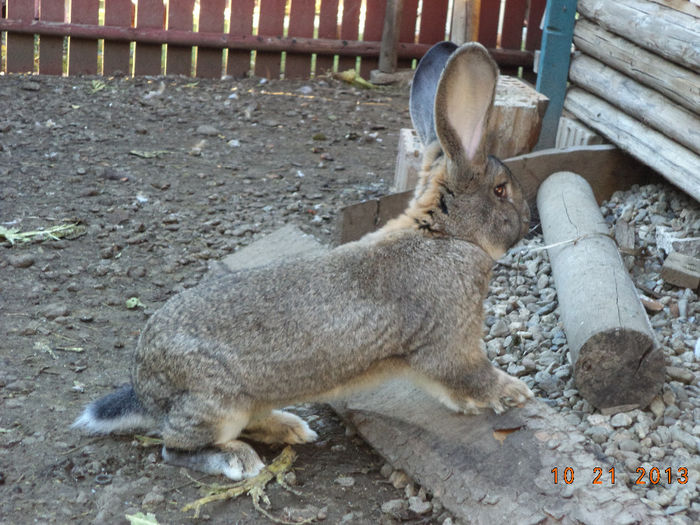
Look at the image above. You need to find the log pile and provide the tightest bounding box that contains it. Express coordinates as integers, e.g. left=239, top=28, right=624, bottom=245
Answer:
left=566, top=0, right=700, bottom=202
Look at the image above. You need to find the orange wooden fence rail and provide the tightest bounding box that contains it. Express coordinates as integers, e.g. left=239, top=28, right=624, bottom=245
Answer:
left=1, top=0, right=544, bottom=78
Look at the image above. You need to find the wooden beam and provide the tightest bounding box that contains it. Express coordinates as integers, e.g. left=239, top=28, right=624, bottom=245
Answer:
left=573, top=19, right=700, bottom=115
left=340, top=145, right=656, bottom=243
left=534, top=0, right=577, bottom=149
left=577, top=0, right=700, bottom=71
left=537, top=172, right=665, bottom=409
left=450, top=0, right=479, bottom=44
left=569, top=54, right=700, bottom=155
left=378, top=0, right=402, bottom=73
left=565, top=88, right=700, bottom=202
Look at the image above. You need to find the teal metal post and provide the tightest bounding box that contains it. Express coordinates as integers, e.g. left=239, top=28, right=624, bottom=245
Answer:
left=535, top=0, right=578, bottom=149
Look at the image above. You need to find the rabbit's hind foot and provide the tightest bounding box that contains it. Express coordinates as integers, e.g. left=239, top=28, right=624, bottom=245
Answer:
left=162, top=440, right=264, bottom=480
left=242, top=410, right=318, bottom=445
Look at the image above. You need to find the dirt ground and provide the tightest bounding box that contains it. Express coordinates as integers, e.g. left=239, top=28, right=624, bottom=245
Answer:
left=0, top=74, right=446, bottom=524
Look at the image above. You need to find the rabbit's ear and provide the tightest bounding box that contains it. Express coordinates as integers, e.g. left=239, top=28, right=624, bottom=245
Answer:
left=434, top=43, right=498, bottom=170
left=409, top=41, right=458, bottom=146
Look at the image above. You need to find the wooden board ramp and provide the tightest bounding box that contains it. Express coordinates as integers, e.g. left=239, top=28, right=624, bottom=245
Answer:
left=219, top=225, right=666, bottom=524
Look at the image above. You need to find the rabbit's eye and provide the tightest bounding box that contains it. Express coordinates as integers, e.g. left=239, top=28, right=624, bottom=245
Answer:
left=494, top=183, right=507, bottom=198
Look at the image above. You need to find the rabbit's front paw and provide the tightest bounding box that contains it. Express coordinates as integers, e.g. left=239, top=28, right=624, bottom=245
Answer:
left=488, top=370, right=534, bottom=414
left=242, top=410, right=318, bottom=445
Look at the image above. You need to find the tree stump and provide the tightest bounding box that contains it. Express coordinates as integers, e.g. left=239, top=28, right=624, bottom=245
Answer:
left=537, top=171, right=665, bottom=409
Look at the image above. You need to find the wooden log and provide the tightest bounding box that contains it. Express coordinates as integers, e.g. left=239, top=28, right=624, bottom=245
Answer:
left=577, top=0, right=700, bottom=71
left=573, top=19, right=700, bottom=114
left=537, top=171, right=665, bottom=410
left=569, top=54, right=700, bottom=155
left=564, top=88, right=700, bottom=202
left=378, top=0, right=402, bottom=73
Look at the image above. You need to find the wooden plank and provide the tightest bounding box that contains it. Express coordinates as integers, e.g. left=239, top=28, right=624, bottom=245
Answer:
left=661, top=252, right=700, bottom=291
left=103, top=0, right=134, bottom=76
left=69, top=0, right=99, bottom=75
left=565, top=88, right=700, bottom=202
left=569, top=54, right=700, bottom=156
left=6, top=0, right=36, bottom=73
left=417, top=0, right=448, bottom=44
left=525, top=0, right=546, bottom=51
left=338, top=0, right=361, bottom=71
left=577, top=0, right=700, bottom=71
left=315, top=0, right=339, bottom=74
left=360, top=0, right=386, bottom=77
left=573, top=19, right=700, bottom=115
left=38, top=0, right=65, bottom=75
left=477, top=0, right=499, bottom=48
left=196, top=0, right=226, bottom=78
left=134, top=0, right=166, bottom=76
left=397, top=0, right=418, bottom=68
left=166, top=0, right=195, bottom=76
left=227, top=0, right=255, bottom=78
left=255, top=0, right=285, bottom=78
left=334, top=381, right=659, bottom=524
left=500, top=0, right=527, bottom=50
left=538, top=172, right=664, bottom=410
left=341, top=145, right=657, bottom=243
left=285, top=0, right=316, bottom=79
left=533, top=0, right=576, bottom=149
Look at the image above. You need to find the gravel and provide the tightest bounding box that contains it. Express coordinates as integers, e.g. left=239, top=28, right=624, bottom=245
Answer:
left=484, top=182, right=699, bottom=522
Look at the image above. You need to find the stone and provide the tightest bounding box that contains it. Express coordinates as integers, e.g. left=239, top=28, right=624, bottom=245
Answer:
left=195, top=124, right=220, bottom=136
left=408, top=496, right=432, bottom=515
left=7, top=253, right=36, bottom=268
left=610, top=413, right=633, bottom=428
left=381, top=499, right=407, bottom=516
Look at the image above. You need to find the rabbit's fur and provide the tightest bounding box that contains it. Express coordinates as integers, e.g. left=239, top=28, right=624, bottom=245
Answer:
left=73, top=42, right=533, bottom=480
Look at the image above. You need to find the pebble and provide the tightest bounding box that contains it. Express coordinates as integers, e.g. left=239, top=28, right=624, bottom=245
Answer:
left=334, top=475, right=355, bottom=487
left=42, top=302, right=70, bottom=320
left=610, top=412, right=633, bottom=428
left=195, top=124, right=220, bottom=136
left=381, top=499, right=407, bottom=516
left=407, top=496, right=432, bottom=515
left=666, top=366, right=695, bottom=385
left=389, top=470, right=411, bottom=489
left=8, top=253, right=36, bottom=268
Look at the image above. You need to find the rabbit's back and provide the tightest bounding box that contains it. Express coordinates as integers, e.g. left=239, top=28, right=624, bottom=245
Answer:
left=132, top=231, right=493, bottom=411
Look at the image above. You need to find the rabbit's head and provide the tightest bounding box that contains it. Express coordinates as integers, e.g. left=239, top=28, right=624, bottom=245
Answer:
left=404, top=42, right=530, bottom=259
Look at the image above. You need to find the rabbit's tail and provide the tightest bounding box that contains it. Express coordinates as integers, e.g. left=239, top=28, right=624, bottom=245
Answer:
left=72, top=384, right=156, bottom=435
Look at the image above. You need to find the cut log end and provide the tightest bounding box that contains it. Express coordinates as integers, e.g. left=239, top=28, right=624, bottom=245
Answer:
left=575, top=328, right=665, bottom=410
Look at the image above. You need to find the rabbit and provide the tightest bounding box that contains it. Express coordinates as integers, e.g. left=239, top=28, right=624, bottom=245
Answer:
left=73, top=41, right=533, bottom=480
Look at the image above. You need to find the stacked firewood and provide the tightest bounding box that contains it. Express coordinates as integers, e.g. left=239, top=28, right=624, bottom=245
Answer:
left=565, top=0, right=700, bottom=202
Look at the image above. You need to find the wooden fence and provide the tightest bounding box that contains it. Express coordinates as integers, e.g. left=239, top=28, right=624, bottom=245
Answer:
left=0, top=0, right=544, bottom=79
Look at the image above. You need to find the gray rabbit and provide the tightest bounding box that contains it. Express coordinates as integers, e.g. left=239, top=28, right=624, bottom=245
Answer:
left=73, top=42, right=533, bottom=480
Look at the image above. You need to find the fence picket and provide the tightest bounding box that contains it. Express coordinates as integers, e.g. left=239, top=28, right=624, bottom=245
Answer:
left=338, top=0, right=361, bottom=71
left=478, top=0, right=500, bottom=48
left=501, top=0, right=527, bottom=49
left=315, top=0, right=339, bottom=75
left=134, top=0, right=166, bottom=76
left=39, top=0, right=65, bottom=75
left=255, top=0, right=285, bottom=78
left=104, top=0, right=135, bottom=76
left=6, top=0, right=36, bottom=73
left=360, top=0, right=386, bottom=77
left=286, top=0, right=316, bottom=79
left=227, top=0, right=255, bottom=77
left=398, top=0, right=418, bottom=68
left=197, top=0, right=227, bottom=78
left=69, top=0, right=99, bottom=75
left=167, top=0, right=195, bottom=76
left=526, top=0, right=546, bottom=51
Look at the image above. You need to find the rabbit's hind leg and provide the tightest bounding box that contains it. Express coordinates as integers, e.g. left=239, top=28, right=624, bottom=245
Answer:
left=160, top=404, right=264, bottom=480
left=242, top=410, right=318, bottom=445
